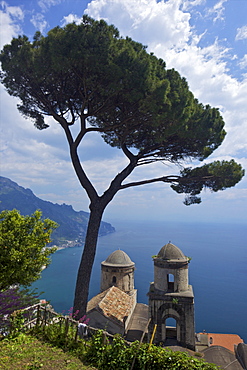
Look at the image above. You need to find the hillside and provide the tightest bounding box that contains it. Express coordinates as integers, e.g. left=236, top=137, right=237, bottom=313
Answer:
left=0, top=333, right=96, bottom=370
left=0, top=176, right=115, bottom=247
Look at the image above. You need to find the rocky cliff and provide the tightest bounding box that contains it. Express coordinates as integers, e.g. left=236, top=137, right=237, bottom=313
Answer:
left=0, top=176, right=115, bottom=247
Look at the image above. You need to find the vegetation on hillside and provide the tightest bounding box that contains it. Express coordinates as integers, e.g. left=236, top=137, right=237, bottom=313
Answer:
left=1, top=302, right=219, bottom=370
left=0, top=323, right=220, bottom=370
left=0, top=333, right=96, bottom=370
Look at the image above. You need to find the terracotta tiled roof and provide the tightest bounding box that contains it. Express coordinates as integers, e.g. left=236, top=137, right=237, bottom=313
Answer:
left=87, top=286, right=135, bottom=325
left=87, top=290, right=107, bottom=312
left=198, top=332, right=244, bottom=352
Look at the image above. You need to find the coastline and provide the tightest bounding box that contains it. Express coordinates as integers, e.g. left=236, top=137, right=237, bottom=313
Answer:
left=51, top=229, right=115, bottom=251
left=53, top=243, right=83, bottom=251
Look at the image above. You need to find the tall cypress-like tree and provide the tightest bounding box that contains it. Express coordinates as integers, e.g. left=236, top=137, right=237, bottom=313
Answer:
left=0, top=16, right=244, bottom=316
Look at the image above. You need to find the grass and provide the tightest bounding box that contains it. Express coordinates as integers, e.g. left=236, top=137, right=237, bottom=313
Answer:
left=0, top=333, right=96, bottom=370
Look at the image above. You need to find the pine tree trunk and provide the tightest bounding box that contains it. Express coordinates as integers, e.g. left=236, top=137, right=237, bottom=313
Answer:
left=72, top=204, right=104, bottom=318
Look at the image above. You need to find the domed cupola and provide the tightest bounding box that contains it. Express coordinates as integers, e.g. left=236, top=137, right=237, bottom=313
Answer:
left=153, top=242, right=189, bottom=292
left=100, top=250, right=135, bottom=295
left=157, top=242, right=187, bottom=261
left=104, top=250, right=134, bottom=266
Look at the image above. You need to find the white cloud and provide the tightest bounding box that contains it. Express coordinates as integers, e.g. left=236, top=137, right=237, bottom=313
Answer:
left=86, top=0, right=192, bottom=50
left=239, top=55, right=247, bottom=70
left=30, top=13, right=48, bottom=32
left=0, top=1, right=24, bottom=49
left=236, top=25, right=247, bottom=41
left=159, top=42, right=247, bottom=157
left=182, top=0, right=205, bottom=10
left=61, top=13, right=82, bottom=26
left=206, top=0, right=227, bottom=23
left=38, top=0, right=64, bottom=12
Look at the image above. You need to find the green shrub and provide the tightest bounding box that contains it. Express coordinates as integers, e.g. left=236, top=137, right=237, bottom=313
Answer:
left=84, top=330, right=109, bottom=368
left=30, top=326, right=221, bottom=369
left=83, top=331, right=219, bottom=370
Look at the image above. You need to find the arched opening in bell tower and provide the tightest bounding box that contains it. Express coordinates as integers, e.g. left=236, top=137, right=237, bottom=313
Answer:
left=162, top=317, right=178, bottom=345
left=112, top=276, right=116, bottom=284
left=166, top=317, right=177, bottom=341
left=167, top=273, right=174, bottom=291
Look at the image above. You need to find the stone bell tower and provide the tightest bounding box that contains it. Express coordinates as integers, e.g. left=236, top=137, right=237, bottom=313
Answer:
left=100, top=249, right=136, bottom=297
left=148, top=243, right=195, bottom=350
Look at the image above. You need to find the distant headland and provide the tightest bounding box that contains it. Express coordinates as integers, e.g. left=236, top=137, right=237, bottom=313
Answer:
left=0, top=176, right=115, bottom=248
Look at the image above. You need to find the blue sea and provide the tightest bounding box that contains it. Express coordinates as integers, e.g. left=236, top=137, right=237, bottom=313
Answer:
left=32, top=220, right=247, bottom=342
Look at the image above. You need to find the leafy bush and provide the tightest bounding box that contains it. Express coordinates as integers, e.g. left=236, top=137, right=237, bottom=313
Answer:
left=0, top=209, right=57, bottom=290
left=84, top=330, right=220, bottom=370
left=31, top=327, right=220, bottom=369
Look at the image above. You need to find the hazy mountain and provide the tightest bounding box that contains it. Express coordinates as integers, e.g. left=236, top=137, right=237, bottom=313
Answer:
left=0, top=176, right=115, bottom=247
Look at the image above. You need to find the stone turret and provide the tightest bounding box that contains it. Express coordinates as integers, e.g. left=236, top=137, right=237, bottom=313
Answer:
left=154, top=243, right=189, bottom=292
left=148, top=242, right=195, bottom=350
left=100, top=249, right=135, bottom=296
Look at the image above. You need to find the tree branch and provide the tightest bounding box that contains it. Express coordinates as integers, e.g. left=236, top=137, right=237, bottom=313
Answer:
left=100, top=157, right=138, bottom=206
left=120, top=175, right=180, bottom=189
left=74, top=116, right=87, bottom=149
left=121, top=143, right=136, bottom=161
left=119, top=173, right=220, bottom=190
left=58, top=120, right=99, bottom=203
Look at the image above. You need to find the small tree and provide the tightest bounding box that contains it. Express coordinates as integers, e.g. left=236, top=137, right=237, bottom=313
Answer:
left=0, top=209, right=58, bottom=291
left=0, top=16, right=244, bottom=316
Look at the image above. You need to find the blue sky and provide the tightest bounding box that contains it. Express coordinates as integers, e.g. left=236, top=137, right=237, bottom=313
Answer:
left=0, top=0, right=247, bottom=224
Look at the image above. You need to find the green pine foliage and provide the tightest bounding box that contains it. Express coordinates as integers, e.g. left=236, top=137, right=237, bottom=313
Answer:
left=171, top=159, right=245, bottom=205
